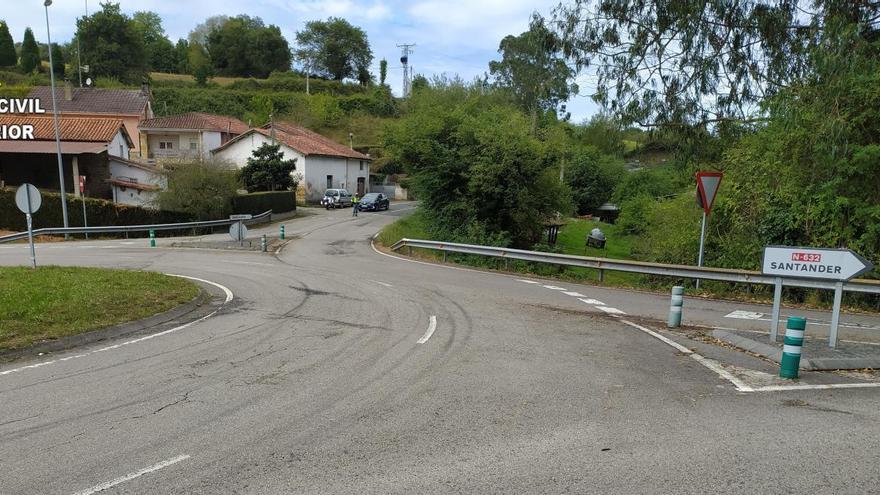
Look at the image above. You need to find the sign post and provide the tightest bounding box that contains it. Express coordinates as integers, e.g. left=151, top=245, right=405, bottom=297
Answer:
left=229, top=215, right=251, bottom=247
left=694, top=172, right=723, bottom=289
left=79, top=175, right=88, bottom=239
left=15, top=184, right=42, bottom=269
left=762, top=246, right=874, bottom=347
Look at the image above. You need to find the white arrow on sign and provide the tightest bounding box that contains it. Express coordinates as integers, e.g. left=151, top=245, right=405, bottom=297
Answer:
left=762, top=246, right=874, bottom=281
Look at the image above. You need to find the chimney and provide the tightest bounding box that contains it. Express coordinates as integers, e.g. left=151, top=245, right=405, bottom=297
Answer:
left=64, top=80, right=72, bottom=101
left=141, top=80, right=151, bottom=97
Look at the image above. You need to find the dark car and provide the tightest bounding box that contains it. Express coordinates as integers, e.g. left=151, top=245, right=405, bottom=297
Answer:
left=356, top=192, right=390, bottom=212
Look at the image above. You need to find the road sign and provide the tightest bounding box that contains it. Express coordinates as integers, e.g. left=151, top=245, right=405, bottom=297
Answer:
left=695, top=171, right=723, bottom=214
left=229, top=222, right=248, bottom=242
left=229, top=214, right=253, bottom=220
left=15, top=183, right=41, bottom=214
left=762, top=246, right=874, bottom=281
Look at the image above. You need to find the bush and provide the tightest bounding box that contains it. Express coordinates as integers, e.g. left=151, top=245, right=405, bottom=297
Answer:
left=157, top=160, right=240, bottom=220
left=0, top=188, right=190, bottom=231
left=232, top=191, right=296, bottom=215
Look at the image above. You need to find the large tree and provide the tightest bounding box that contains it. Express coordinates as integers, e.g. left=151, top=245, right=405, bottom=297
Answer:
left=295, top=18, right=372, bottom=81
left=489, top=14, right=578, bottom=130
left=19, top=28, right=40, bottom=73
left=554, top=0, right=880, bottom=128
left=50, top=43, right=64, bottom=78
left=76, top=2, right=147, bottom=83
left=205, top=15, right=291, bottom=78
left=132, top=11, right=177, bottom=73
left=0, top=21, right=16, bottom=67
left=239, top=143, right=298, bottom=192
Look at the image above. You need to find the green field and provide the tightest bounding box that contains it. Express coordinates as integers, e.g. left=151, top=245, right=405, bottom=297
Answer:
left=0, top=267, right=199, bottom=350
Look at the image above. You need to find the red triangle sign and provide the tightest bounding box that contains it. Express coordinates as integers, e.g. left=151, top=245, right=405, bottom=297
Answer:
left=696, top=171, right=723, bottom=214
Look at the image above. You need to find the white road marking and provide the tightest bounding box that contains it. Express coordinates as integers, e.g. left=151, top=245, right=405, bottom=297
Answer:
left=542, top=285, right=567, bottom=290
left=725, top=310, right=764, bottom=320
left=562, top=291, right=587, bottom=297
left=578, top=298, right=605, bottom=306
left=371, top=280, right=393, bottom=287
left=517, top=279, right=540, bottom=284
left=71, top=454, right=190, bottom=495
left=0, top=275, right=233, bottom=378
left=417, top=315, right=438, bottom=344
left=751, top=383, right=880, bottom=392
left=598, top=306, right=626, bottom=315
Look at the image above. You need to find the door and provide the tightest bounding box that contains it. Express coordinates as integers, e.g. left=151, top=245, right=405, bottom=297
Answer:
left=326, top=175, right=333, bottom=189
left=357, top=177, right=365, bottom=196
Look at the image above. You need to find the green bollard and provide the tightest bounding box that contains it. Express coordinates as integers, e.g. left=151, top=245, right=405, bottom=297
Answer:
left=149, top=230, right=156, bottom=248
left=779, top=317, right=806, bottom=379
left=261, top=234, right=267, bottom=252
left=667, top=286, right=684, bottom=328
left=280, top=225, right=285, bottom=240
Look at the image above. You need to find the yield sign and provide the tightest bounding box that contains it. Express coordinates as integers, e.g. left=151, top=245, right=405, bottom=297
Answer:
left=695, top=171, right=723, bottom=214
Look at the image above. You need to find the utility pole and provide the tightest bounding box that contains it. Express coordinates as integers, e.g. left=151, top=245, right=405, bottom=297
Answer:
left=397, top=43, right=415, bottom=97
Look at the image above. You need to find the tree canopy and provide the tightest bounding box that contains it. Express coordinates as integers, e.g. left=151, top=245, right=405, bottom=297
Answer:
left=295, top=18, right=372, bottom=81
left=19, top=28, right=40, bottom=74
left=239, top=143, right=298, bottom=192
left=0, top=21, right=16, bottom=67
left=206, top=15, right=291, bottom=78
left=76, top=2, right=147, bottom=83
left=132, top=11, right=177, bottom=73
left=489, top=14, right=578, bottom=129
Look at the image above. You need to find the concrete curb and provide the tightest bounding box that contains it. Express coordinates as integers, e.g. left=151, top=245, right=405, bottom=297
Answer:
left=711, top=329, right=880, bottom=370
left=0, top=285, right=215, bottom=361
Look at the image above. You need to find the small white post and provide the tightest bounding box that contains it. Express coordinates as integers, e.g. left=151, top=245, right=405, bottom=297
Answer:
left=829, top=282, right=843, bottom=348
left=769, top=277, right=783, bottom=342
left=696, top=211, right=707, bottom=289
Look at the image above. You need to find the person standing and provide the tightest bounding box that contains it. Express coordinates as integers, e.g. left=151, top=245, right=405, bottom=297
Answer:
left=352, top=193, right=360, bottom=217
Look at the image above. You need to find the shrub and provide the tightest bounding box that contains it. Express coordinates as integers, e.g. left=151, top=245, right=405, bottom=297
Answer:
left=157, top=160, right=239, bottom=220
left=232, top=191, right=296, bottom=215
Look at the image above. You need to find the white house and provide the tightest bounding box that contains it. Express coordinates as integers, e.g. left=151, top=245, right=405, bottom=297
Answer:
left=108, top=157, right=164, bottom=207
left=211, top=122, right=371, bottom=202
left=138, top=112, right=250, bottom=163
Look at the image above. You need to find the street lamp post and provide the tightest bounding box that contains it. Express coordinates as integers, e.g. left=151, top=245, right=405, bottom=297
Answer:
left=44, top=0, right=70, bottom=231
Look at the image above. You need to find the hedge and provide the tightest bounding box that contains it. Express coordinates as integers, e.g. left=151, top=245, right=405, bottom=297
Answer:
left=232, top=191, right=296, bottom=215
left=0, top=188, right=191, bottom=232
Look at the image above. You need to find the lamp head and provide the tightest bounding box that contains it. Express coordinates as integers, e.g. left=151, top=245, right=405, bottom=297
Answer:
left=44, top=0, right=52, bottom=6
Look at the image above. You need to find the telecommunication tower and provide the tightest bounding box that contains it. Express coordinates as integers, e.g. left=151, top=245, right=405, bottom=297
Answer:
left=397, top=43, right=415, bottom=97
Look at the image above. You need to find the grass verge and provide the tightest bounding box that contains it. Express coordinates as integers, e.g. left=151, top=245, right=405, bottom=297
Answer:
left=0, top=266, right=200, bottom=351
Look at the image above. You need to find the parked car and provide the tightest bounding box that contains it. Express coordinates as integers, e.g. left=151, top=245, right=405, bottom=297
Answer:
left=321, top=189, right=353, bottom=209
left=357, top=192, right=390, bottom=212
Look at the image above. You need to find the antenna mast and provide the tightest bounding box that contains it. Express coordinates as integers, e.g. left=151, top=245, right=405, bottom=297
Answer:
left=397, top=43, right=415, bottom=97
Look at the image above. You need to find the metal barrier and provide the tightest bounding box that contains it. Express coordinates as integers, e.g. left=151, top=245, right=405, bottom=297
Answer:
left=389, top=238, right=880, bottom=295
left=0, top=210, right=273, bottom=244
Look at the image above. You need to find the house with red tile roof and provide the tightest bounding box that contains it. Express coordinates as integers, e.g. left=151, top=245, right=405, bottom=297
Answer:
left=27, top=85, right=153, bottom=156
left=211, top=122, right=371, bottom=202
left=0, top=114, right=162, bottom=206
left=138, top=112, right=250, bottom=162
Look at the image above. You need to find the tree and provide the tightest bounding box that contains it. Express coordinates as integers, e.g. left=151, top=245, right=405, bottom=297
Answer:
left=239, top=143, right=297, bottom=192
left=489, top=14, right=577, bottom=131
left=205, top=15, right=291, bottom=78
left=188, top=41, right=212, bottom=86
left=174, top=39, right=189, bottom=74
left=157, top=160, right=239, bottom=220
left=19, top=28, right=40, bottom=73
left=50, top=43, right=64, bottom=78
left=295, top=18, right=372, bottom=81
left=565, top=146, right=624, bottom=215
left=0, top=21, right=15, bottom=67
left=554, top=0, right=880, bottom=128
left=189, top=16, right=228, bottom=45
left=76, top=2, right=147, bottom=83
left=132, top=11, right=176, bottom=73
left=379, top=58, right=387, bottom=86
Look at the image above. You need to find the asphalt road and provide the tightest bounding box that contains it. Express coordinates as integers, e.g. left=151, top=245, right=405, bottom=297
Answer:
left=1, top=203, right=879, bottom=494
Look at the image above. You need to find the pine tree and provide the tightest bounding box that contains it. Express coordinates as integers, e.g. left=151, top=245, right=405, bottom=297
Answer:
left=0, top=22, right=16, bottom=67
left=19, top=28, right=40, bottom=73
left=50, top=43, right=64, bottom=77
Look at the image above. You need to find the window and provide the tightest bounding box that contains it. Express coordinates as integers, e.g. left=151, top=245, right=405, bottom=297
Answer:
left=359, top=161, right=364, bottom=171
left=189, top=139, right=198, bottom=151
left=326, top=175, right=333, bottom=189
left=159, top=141, right=173, bottom=150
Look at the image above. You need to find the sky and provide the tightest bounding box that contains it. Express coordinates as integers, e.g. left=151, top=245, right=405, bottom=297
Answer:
left=3, top=0, right=599, bottom=121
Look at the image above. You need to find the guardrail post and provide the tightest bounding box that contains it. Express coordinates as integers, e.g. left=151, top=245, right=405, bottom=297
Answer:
left=667, top=286, right=684, bottom=328
left=149, top=230, right=156, bottom=248
left=280, top=225, right=285, bottom=240
left=408, top=246, right=412, bottom=256
left=261, top=234, right=267, bottom=252
left=599, top=269, right=605, bottom=283
left=443, top=250, right=448, bottom=262
left=780, top=317, right=806, bottom=379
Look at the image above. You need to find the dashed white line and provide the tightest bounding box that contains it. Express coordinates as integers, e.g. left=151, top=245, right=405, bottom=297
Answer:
left=562, top=291, right=587, bottom=297
left=71, top=454, right=191, bottom=495
left=542, top=285, right=567, bottom=290
left=0, top=274, right=233, bottom=378
left=372, top=280, right=393, bottom=287
left=578, top=298, right=605, bottom=306
left=517, top=279, right=540, bottom=284
left=598, top=306, right=626, bottom=315
left=417, top=315, right=438, bottom=344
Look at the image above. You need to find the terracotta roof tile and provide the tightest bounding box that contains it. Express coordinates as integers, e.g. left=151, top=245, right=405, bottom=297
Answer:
left=260, top=122, right=370, bottom=160
left=27, top=87, right=150, bottom=116
left=139, top=112, right=250, bottom=134
left=0, top=115, right=129, bottom=144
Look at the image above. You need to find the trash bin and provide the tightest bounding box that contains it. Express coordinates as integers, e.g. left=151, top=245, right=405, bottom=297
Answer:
left=586, top=227, right=606, bottom=249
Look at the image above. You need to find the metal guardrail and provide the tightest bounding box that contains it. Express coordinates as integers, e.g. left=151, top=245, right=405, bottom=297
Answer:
left=390, top=238, right=880, bottom=295
left=0, top=210, right=273, bottom=244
